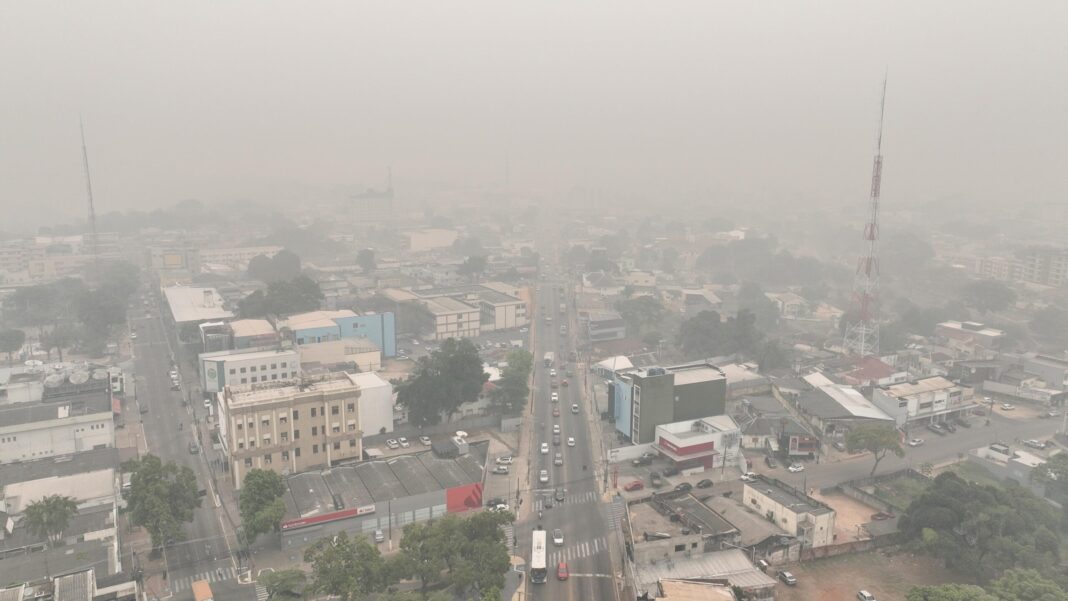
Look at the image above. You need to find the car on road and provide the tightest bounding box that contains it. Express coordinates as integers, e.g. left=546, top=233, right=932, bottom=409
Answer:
left=553, top=434, right=561, bottom=446
left=674, top=482, right=693, bottom=493
left=1041, top=410, right=1061, bottom=419
left=374, top=529, right=385, bottom=543
left=554, top=453, right=563, bottom=466
left=130, top=332, right=137, bottom=340
left=908, top=438, right=924, bottom=447
left=777, top=570, right=798, bottom=586
left=496, top=455, right=514, bottom=465
left=788, top=463, right=805, bottom=473
left=1024, top=439, right=1048, bottom=450
left=551, top=392, right=559, bottom=403
left=833, top=440, right=847, bottom=452
left=204, top=398, right=212, bottom=408
left=488, top=502, right=510, bottom=513
left=696, top=479, right=714, bottom=489
left=551, top=380, right=559, bottom=389
left=419, top=435, right=432, bottom=446
left=567, top=437, right=576, bottom=447
left=765, top=456, right=778, bottom=468
left=557, top=561, right=569, bottom=581
left=386, top=439, right=400, bottom=449
left=561, top=379, right=568, bottom=387
left=552, top=529, right=564, bottom=546
left=139, top=404, right=149, bottom=414
left=550, top=369, right=557, bottom=377
left=1001, top=403, right=1016, bottom=411
left=398, top=437, right=410, bottom=448
left=552, top=407, right=560, bottom=417
left=741, top=472, right=757, bottom=482
left=926, top=423, right=947, bottom=436
left=857, top=591, right=876, bottom=601
left=492, top=465, right=509, bottom=475
left=943, top=422, right=957, bottom=433
left=541, top=443, right=549, bottom=454
left=571, top=403, right=580, bottom=414
left=552, top=424, right=561, bottom=435
left=539, top=469, right=549, bottom=484
left=662, top=466, right=680, bottom=477
left=555, top=487, right=565, bottom=502
left=188, top=441, right=200, bottom=454
left=520, top=327, right=528, bottom=333
left=624, top=480, right=644, bottom=491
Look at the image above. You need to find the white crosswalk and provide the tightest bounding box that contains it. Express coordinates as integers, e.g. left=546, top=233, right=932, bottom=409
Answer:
left=255, top=584, right=269, bottom=601
left=607, top=498, right=624, bottom=529
left=534, top=490, right=600, bottom=510
left=502, top=523, right=516, bottom=547
left=170, top=566, right=237, bottom=593
left=548, top=536, right=607, bottom=565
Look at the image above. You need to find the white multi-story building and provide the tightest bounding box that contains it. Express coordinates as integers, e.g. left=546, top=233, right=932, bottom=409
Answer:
left=0, top=376, right=114, bottom=465
left=200, top=348, right=301, bottom=394
left=424, top=297, right=481, bottom=340
left=871, top=376, right=977, bottom=428
left=743, top=475, right=836, bottom=548
left=347, top=372, right=394, bottom=436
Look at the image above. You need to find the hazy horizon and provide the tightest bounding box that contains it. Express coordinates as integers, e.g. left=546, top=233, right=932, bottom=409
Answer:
left=3, top=1, right=1067, bottom=232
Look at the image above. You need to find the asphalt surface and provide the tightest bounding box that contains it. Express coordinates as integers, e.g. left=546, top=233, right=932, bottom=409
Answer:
left=129, top=289, right=239, bottom=595
left=518, top=270, right=619, bottom=601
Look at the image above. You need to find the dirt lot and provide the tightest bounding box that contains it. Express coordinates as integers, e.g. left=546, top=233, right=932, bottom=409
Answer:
left=775, top=551, right=964, bottom=601
left=809, top=491, right=880, bottom=542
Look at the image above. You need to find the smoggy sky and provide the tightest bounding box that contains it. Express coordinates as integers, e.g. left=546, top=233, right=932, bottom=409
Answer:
left=2, top=1, right=1066, bottom=230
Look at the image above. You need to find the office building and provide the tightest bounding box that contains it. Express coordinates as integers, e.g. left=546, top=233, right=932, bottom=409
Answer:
left=612, top=362, right=727, bottom=444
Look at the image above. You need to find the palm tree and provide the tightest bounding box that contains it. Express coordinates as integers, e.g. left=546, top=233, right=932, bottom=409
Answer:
left=23, top=495, right=78, bottom=547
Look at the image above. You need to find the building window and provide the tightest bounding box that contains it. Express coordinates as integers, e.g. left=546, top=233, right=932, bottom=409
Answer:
left=332, top=425, right=340, bottom=433
left=674, top=544, right=686, bottom=552
left=244, top=458, right=253, bottom=467
left=262, top=419, right=270, bottom=427
left=347, top=423, right=356, bottom=431
left=332, top=441, right=341, bottom=450
left=311, top=408, right=317, bottom=417
left=347, top=403, right=355, bottom=412
left=248, top=440, right=256, bottom=448
left=282, top=451, right=290, bottom=461
left=291, top=371, right=297, bottom=378
left=271, top=363, right=277, bottom=369
left=312, top=426, right=318, bottom=436
left=279, top=415, right=287, bottom=424
left=248, top=421, right=255, bottom=429
left=229, top=368, right=235, bottom=375
left=264, top=454, right=272, bottom=464
left=241, top=378, right=247, bottom=384
left=240, top=367, right=247, bottom=373
left=349, top=439, right=357, bottom=448
left=281, top=362, right=287, bottom=368
left=271, top=374, right=277, bottom=380
left=294, top=447, right=301, bottom=458
left=313, top=444, right=319, bottom=454
left=263, top=436, right=271, bottom=445
left=331, top=405, right=339, bottom=415
left=293, top=409, right=299, bottom=420
left=294, top=429, right=300, bottom=440
left=238, top=442, right=244, bottom=449
left=237, top=423, right=243, bottom=430
left=281, top=432, right=289, bottom=442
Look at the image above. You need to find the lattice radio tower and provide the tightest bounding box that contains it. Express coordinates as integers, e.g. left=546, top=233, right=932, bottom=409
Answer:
left=843, top=78, right=887, bottom=359
left=80, top=118, right=101, bottom=279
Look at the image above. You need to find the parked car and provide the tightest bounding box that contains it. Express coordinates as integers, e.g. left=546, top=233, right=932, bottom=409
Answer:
left=908, top=438, right=924, bottom=447
left=741, top=472, right=757, bottom=483
left=496, top=455, right=514, bottom=465
left=204, top=398, right=212, bottom=408
left=557, top=562, right=569, bottom=581
left=787, top=463, right=805, bottom=473
left=492, top=465, right=509, bottom=475
left=374, top=529, right=385, bottom=543
left=674, top=482, right=693, bottom=493
left=926, top=423, right=947, bottom=436
left=696, top=479, right=714, bottom=489
left=386, top=439, right=400, bottom=449
left=833, top=441, right=847, bottom=452
left=857, top=591, right=876, bottom=601
left=624, top=480, right=644, bottom=492
left=765, top=456, right=778, bottom=468
left=870, top=511, right=895, bottom=521
left=777, top=571, right=798, bottom=586
left=650, top=472, right=663, bottom=487
left=398, top=437, right=410, bottom=448
left=1041, top=410, right=1060, bottom=419
left=632, top=455, right=654, bottom=467
left=972, top=408, right=988, bottom=416
left=188, top=441, right=200, bottom=454
left=662, top=466, right=680, bottom=477
left=419, top=435, right=432, bottom=446
left=1001, top=403, right=1016, bottom=411
left=1024, top=439, right=1048, bottom=450
left=943, top=422, right=957, bottom=433
left=954, top=417, right=972, bottom=428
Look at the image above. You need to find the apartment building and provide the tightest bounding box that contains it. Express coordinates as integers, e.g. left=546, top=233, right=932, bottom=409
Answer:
left=220, top=374, right=363, bottom=488
left=423, top=297, right=482, bottom=340
left=200, top=348, right=301, bottom=394
left=975, top=246, right=1068, bottom=288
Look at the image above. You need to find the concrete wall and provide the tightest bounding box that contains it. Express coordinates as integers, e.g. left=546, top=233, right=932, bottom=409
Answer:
left=0, top=413, right=114, bottom=464
left=294, top=325, right=341, bottom=345
left=356, top=380, right=394, bottom=436
left=634, top=374, right=675, bottom=444
left=675, top=378, right=727, bottom=423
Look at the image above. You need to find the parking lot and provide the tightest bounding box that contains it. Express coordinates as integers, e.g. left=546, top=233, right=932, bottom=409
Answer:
left=774, top=551, right=963, bottom=601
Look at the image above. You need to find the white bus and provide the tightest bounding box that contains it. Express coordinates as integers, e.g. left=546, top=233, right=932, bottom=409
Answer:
left=543, top=352, right=555, bottom=368
left=530, top=529, right=547, bottom=584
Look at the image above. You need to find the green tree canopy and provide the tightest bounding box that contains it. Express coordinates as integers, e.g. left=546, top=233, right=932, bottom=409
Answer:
left=397, top=338, right=487, bottom=426
left=23, top=494, right=78, bottom=546
left=356, top=248, right=376, bottom=272
left=121, top=454, right=202, bottom=550
left=304, top=532, right=387, bottom=601
left=238, top=275, right=324, bottom=318
left=616, top=296, right=665, bottom=336
left=490, top=349, right=533, bottom=415
left=240, top=469, right=287, bottom=543
left=0, top=329, right=26, bottom=364
left=906, top=584, right=997, bottom=601
left=260, top=568, right=306, bottom=601
left=987, top=568, right=1068, bottom=601
left=845, top=422, right=905, bottom=476
left=960, top=280, right=1017, bottom=313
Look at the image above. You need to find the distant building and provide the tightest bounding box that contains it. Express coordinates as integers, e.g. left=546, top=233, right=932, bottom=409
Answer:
left=163, top=286, right=234, bottom=325
left=229, top=318, right=282, bottom=349
left=585, top=311, right=626, bottom=342
left=743, top=475, right=836, bottom=548
left=200, top=348, right=301, bottom=394
left=613, top=361, right=727, bottom=444
left=975, top=246, right=1068, bottom=288
left=280, top=310, right=396, bottom=357
left=346, top=372, right=394, bottom=436
left=382, top=282, right=528, bottom=338
left=935, top=320, right=1005, bottom=357
left=779, top=372, right=893, bottom=439
left=422, top=297, right=482, bottom=341
left=220, top=373, right=364, bottom=488
left=871, top=376, right=978, bottom=429
left=299, top=338, right=382, bottom=374
left=406, top=229, right=458, bottom=252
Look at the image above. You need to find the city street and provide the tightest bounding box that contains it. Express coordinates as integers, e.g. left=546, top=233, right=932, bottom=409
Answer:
left=129, top=290, right=240, bottom=596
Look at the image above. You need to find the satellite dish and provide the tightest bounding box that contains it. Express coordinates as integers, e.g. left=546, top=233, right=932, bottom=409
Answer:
left=92, top=369, right=109, bottom=380
left=44, top=374, right=65, bottom=388
left=70, top=371, right=90, bottom=385
left=24, top=360, right=44, bottom=367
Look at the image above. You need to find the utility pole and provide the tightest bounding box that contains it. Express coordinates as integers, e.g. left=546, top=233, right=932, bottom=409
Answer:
left=843, top=77, right=887, bottom=359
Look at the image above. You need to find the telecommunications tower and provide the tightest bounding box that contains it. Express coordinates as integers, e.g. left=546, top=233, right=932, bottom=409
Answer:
left=843, top=79, right=887, bottom=359
left=80, top=118, right=101, bottom=278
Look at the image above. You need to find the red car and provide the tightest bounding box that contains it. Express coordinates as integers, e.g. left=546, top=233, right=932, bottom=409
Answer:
left=557, top=561, right=569, bottom=581
left=624, top=480, right=644, bottom=492
left=552, top=407, right=560, bottom=417
left=561, top=379, right=569, bottom=387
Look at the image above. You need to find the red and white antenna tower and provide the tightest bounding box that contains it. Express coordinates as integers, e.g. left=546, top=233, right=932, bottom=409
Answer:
left=843, top=78, right=887, bottom=359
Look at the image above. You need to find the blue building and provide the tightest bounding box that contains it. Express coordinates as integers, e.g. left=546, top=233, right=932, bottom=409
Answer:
left=283, top=310, right=396, bottom=357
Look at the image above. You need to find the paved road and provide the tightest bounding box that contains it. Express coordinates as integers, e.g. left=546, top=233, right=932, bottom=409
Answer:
left=129, top=289, right=238, bottom=594
left=518, top=265, right=618, bottom=601
left=757, top=408, right=1066, bottom=491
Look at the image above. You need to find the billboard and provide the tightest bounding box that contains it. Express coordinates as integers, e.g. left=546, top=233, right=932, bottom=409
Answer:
left=281, top=504, right=376, bottom=531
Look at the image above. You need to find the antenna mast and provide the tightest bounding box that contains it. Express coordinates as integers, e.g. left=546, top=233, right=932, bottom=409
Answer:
left=80, top=118, right=100, bottom=278
left=843, top=78, right=887, bottom=359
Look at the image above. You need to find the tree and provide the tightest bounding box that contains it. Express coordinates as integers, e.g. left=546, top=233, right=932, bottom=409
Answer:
left=248, top=254, right=275, bottom=282
left=960, top=280, right=1017, bottom=314
left=0, top=329, right=26, bottom=364
left=240, top=469, right=287, bottom=543
left=736, top=282, right=779, bottom=331
left=356, top=248, right=376, bottom=272
left=1030, top=306, right=1068, bottom=344
left=677, top=310, right=724, bottom=357
left=260, top=568, right=306, bottom=601
left=458, top=255, right=488, bottom=280
left=987, top=568, right=1068, bottom=601
left=615, top=296, right=665, bottom=336
left=845, top=423, right=904, bottom=476
left=397, top=338, right=487, bottom=426
left=39, top=326, right=77, bottom=362
left=271, top=249, right=302, bottom=280
left=23, top=495, right=78, bottom=546
left=490, top=349, right=533, bottom=415
left=398, top=521, right=448, bottom=594
left=304, top=532, right=388, bottom=601
left=238, top=275, right=324, bottom=318
left=121, top=454, right=202, bottom=550
left=906, top=584, right=997, bottom=601
left=1031, top=452, right=1068, bottom=506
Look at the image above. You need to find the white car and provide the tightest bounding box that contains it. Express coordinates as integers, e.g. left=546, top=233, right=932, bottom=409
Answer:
left=419, top=436, right=432, bottom=446
left=567, top=437, right=576, bottom=447
left=541, top=442, right=549, bottom=455
left=740, top=472, right=757, bottom=483
left=398, top=437, right=410, bottom=448
left=787, top=463, right=805, bottom=473
left=554, top=453, right=563, bottom=466
left=386, top=439, right=400, bottom=449
left=552, top=528, right=564, bottom=546
left=552, top=424, right=561, bottom=435
left=908, top=438, right=924, bottom=447
left=496, top=455, right=514, bottom=465
left=130, top=332, right=137, bottom=340
left=1001, top=403, right=1016, bottom=410
left=857, top=591, right=876, bottom=601
left=539, top=469, right=549, bottom=484
left=551, top=392, right=559, bottom=403
left=571, top=403, right=580, bottom=414
left=203, top=398, right=212, bottom=408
